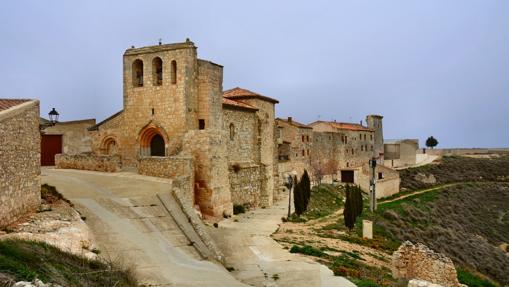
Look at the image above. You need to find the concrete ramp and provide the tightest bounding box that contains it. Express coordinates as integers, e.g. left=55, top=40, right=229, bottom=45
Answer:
left=42, top=168, right=247, bottom=287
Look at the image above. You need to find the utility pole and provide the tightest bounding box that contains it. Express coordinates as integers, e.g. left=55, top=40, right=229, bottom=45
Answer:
left=369, top=157, right=377, bottom=212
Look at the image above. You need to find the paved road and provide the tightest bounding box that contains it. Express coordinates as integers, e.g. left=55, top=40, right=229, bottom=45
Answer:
left=42, top=168, right=246, bottom=287
left=208, top=195, right=356, bottom=287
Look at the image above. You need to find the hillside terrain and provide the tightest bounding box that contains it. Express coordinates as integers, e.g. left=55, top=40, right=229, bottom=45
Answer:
left=274, top=155, right=509, bottom=286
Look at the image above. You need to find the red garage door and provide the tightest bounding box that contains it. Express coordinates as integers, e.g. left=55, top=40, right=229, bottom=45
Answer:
left=41, top=135, right=62, bottom=166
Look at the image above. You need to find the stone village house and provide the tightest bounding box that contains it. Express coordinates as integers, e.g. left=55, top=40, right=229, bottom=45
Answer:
left=277, top=116, right=401, bottom=198
left=0, top=99, right=41, bottom=228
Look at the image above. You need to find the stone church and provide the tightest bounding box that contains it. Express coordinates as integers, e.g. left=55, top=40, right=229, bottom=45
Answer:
left=78, top=40, right=279, bottom=218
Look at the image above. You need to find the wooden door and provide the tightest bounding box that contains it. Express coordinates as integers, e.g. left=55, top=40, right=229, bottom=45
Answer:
left=41, top=134, right=62, bottom=166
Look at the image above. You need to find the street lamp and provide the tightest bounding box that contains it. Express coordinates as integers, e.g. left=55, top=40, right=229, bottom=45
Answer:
left=48, top=108, right=59, bottom=125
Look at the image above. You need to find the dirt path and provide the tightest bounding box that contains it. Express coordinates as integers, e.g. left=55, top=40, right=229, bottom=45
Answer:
left=380, top=183, right=458, bottom=204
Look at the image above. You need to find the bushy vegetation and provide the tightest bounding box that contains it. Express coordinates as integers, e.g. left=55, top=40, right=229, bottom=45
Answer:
left=289, top=245, right=325, bottom=257
left=233, top=204, right=246, bottom=215
left=41, top=183, right=72, bottom=205
left=400, top=155, right=509, bottom=191
left=374, top=182, right=509, bottom=285
left=457, top=268, right=497, bottom=287
left=289, top=244, right=394, bottom=286
left=0, top=239, right=137, bottom=287
left=289, top=184, right=343, bottom=221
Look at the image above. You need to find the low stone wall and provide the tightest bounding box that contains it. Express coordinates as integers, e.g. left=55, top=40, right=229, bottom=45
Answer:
left=138, top=156, right=193, bottom=179
left=392, top=241, right=461, bottom=287
left=55, top=153, right=121, bottom=172
left=229, top=162, right=265, bottom=208
left=0, top=100, right=41, bottom=228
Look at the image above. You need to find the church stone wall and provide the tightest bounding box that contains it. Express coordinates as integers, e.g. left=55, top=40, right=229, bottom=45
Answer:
left=223, top=108, right=258, bottom=163
left=183, top=130, right=232, bottom=217
left=241, top=99, right=277, bottom=206
left=0, top=100, right=41, bottom=228
left=229, top=163, right=264, bottom=208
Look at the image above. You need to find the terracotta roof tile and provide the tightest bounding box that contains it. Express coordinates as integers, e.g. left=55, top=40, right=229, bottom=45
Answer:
left=276, top=118, right=313, bottom=129
left=223, top=87, right=279, bottom=104
left=0, top=99, right=31, bottom=112
left=222, top=97, right=258, bottom=111
left=315, top=120, right=373, bottom=132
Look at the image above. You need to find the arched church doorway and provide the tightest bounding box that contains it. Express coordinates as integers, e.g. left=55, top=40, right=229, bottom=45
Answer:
left=139, top=124, right=168, bottom=157
left=150, top=134, right=165, bottom=156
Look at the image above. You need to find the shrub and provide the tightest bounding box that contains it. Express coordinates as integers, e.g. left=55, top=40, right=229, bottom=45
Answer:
left=289, top=245, right=324, bottom=257
left=457, top=268, right=497, bottom=287
left=233, top=204, right=245, bottom=215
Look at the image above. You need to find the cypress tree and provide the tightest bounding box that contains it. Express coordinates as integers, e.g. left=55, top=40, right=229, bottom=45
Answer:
left=293, top=177, right=304, bottom=216
left=301, top=170, right=311, bottom=211
left=343, top=185, right=364, bottom=230
left=343, top=186, right=355, bottom=230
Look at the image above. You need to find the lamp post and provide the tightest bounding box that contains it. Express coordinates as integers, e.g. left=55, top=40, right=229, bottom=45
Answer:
left=48, top=108, right=59, bottom=125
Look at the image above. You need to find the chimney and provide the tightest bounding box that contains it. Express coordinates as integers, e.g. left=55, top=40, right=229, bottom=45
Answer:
left=288, top=117, right=292, bottom=123
left=360, top=120, right=363, bottom=126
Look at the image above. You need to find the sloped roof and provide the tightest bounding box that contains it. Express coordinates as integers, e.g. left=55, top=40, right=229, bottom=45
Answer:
left=312, top=120, right=373, bottom=132
left=223, top=87, right=279, bottom=104
left=222, top=97, right=258, bottom=111
left=0, top=99, right=31, bottom=112
left=276, top=118, right=313, bottom=129
left=88, top=110, right=123, bottom=131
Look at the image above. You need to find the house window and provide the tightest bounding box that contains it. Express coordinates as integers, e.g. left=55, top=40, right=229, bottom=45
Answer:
left=371, top=145, right=373, bottom=151
left=352, top=148, right=354, bottom=155
left=171, top=60, right=177, bottom=84
left=307, top=149, right=310, bottom=156
left=302, top=150, right=305, bottom=156
left=152, top=57, right=163, bottom=86
left=198, top=119, right=205, bottom=130
left=229, top=123, right=235, bottom=140
left=307, top=135, right=310, bottom=142
left=370, top=135, right=373, bottom=140
left=378, top=172, right=383, bottom=180
left=302, top=135, right=305, bottom=142
left=132, top=59, right=144, bottom=87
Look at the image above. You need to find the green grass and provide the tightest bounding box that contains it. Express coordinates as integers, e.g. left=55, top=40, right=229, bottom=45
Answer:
left=457, top=268, right=498, bottom=287
left=0, top=239, right=137, bottom=286
left=298, top=184, right=344, bottom=221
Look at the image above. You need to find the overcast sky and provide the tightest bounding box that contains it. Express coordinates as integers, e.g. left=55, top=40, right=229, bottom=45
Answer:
left=1, top=1, right=508, bottom=148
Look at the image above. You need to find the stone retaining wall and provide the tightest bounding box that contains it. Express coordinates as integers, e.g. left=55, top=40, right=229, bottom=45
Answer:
left=138, top=156, right=194, bottom=205
left=229, top=162, right=265, bottom=208
left=55, top=153, right=121, bottom=172
left=0, top=100, right=41, bottom=228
